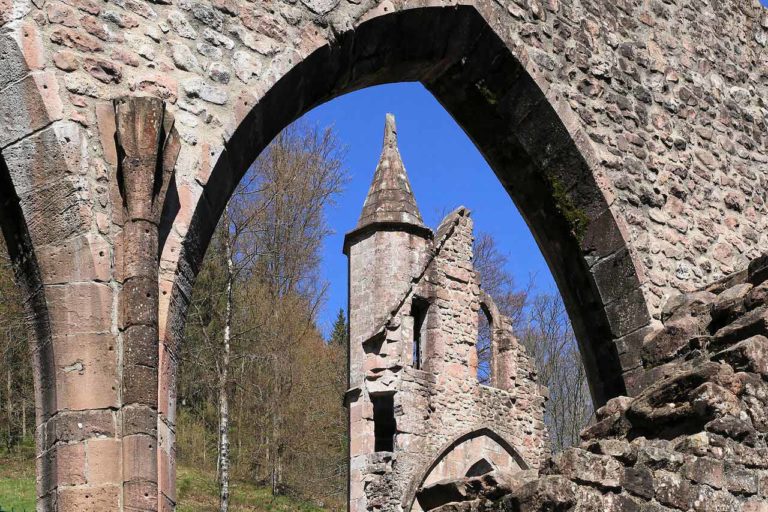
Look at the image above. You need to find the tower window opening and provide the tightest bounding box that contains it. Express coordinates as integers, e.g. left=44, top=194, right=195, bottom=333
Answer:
left=372, top=394, right=396, bottom=452
left=477, top=305, right=493, bottom=385
left=411, top=297, right=429, bottom=370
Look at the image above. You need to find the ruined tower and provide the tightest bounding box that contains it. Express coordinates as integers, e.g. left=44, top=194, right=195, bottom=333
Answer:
left=344, top=115, right=548, bottom=512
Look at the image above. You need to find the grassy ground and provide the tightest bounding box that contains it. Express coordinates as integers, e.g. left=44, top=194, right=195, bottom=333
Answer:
left=0, top=455, right=35, bottom=512
left=0, top=456, right=328, bottom=512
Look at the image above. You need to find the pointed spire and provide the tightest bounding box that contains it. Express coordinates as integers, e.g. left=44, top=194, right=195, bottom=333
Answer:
left=355, top=114, right=426, bottom=230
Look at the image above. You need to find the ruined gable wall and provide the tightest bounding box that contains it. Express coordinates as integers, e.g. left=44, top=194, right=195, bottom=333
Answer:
left=431, top=259, right=768, bottom=512
left=347, top=208, right=547, bottom=512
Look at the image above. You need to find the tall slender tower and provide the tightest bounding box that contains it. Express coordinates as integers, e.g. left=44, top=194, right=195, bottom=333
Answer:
left=344, top=115, right=547, bottom=512
left=344, top=114, right=433, bottom=511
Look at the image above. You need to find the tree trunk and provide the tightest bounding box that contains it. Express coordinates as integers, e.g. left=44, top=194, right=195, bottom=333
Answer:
left=6, top=369, right=12, bottom=452
left=271, top=374, right=281, bottom=496
left=218, top=206, right=234, bottom=512
left=21, top=398, right=26, bottom=441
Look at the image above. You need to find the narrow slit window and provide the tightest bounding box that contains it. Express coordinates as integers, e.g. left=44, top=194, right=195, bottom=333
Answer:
left=477, top=305, right=493, bottom=385
left=411, top=297, right=429, bottom=370
left=372, top=394, right=396, bottom=452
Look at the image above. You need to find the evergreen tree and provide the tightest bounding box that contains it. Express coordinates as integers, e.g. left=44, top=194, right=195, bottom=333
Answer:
left=329, top=308, right=348, bottom=348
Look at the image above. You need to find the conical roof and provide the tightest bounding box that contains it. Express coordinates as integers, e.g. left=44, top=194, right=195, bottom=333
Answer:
left=344, top=114, right=432, bottom=254
left=355, top=114, right=426, bottom=229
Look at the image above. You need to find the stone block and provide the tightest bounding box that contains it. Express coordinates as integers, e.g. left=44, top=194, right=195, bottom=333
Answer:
left=123, top=404, right=158, bottom=437
left=124, top=325, right=159, bottom=368
left=124, top=480, right=158, bottom=510
left=46, top=282, right=112, bottom=335
left=123, top=364, right=158, bottom=406
left=36, top=233, right=111, bottom=285
left=53, top=409, right=115, bottom=442
left=121, top=220, right=159, bottom=279
left=57, top=485, right=120, bottom=511
left=714, top=306, right=768, bottom=347
left=621, top=466, right=653, bottom=499
left=123, top=433, right=157, bottom=482
left=55, top=441, right=86, bottom=486
left=86, top=438, right=121, bottom=485
left=120, top=276, right=159, bottom=328
left=0, top=71, right=63, bottom=148
left=54, top=333, right=118, bottom=410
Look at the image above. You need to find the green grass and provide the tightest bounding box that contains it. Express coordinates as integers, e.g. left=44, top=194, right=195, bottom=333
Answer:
left=177, top=466, right=328, bottom=512
left=0, top=455, right=328, bottom=512
left=0, top=455, right=35, bottom=512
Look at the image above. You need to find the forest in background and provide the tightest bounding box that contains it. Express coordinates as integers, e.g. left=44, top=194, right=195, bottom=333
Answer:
left=0, top=121, right=592, bottom=511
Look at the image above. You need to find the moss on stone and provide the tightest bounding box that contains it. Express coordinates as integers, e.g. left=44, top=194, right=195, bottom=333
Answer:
left=549, top=176, right=589, bottom=242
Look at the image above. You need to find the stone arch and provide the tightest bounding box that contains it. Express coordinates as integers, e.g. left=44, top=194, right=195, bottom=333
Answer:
left=402, top=427, right=528, bottom=512
left=164, top=4, right=650, bottom=415
left=0, top=152, right=57, bottom=506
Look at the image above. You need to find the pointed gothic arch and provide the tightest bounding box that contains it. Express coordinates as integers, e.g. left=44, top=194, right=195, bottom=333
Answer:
left=402, top=427, right=528, bottom=512
left=164, top=5, right=650, bottom=418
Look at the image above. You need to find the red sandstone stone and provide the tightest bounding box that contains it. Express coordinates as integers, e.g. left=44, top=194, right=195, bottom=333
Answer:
left=53, top=50, right=79, bottom=71
left=123, top=434, right=157, bottom=482
left=87, top=438, right=121, bottom=485
left=57, top=485, right=120, bottom=511
left=46, top=2, right=79, bottom=27
left=56, top=442, right=87, bottom=485
left=49, top=26, right=103, bottom=52
left=83, top=56, right=122, bottom=83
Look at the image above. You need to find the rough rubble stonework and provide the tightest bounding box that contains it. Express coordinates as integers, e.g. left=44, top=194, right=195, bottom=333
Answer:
left=0, top=0, right=766, bottom=509
left=426, top=257, right=768, bottom=512
left=344, top=115, right=548, bottom=512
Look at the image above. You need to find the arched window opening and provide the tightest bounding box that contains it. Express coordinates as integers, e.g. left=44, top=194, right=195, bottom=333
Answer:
left=372, top=394, right=397, bottom=452
left=411, top=297, right=430, bottom=370
left=476, top=304, right=493, bottom=385
left=465, top=458, right=495, bottom=477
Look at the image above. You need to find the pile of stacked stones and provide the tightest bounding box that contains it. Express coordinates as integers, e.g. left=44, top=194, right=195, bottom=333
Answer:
left=419, top=256, right=768, bottom=512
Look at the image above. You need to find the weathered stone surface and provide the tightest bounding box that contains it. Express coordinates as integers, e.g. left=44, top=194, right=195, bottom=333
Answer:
left=346, top=117, right=547, bottom=512
left=2, top=0, right=767, bottom=509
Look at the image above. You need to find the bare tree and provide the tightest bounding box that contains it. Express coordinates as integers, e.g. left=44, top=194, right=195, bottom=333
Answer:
left=472, top=231, right=592, bottom=450
left=180, top=121, right=348, bottom=510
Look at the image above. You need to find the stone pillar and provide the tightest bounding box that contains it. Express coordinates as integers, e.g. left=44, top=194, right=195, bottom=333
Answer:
left=113, top=97, right=179, bottom=511
left=33, top=97, right=178, bottom=511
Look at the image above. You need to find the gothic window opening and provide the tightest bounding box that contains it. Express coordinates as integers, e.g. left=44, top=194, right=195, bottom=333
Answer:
left=465, top=458, right=495, bottom=477
left=477, top=305, right=493, bottom=385
left=372, top=394, right=396, bottom=452
left=411, top=297, right=429, bottom=370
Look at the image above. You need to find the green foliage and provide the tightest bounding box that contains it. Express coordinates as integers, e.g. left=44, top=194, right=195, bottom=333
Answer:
left=0, top=238, right=33, bottom=455
left=0, top=454, right=328, bottom=512
left=179, top=122, right=349, bottom=509
left=177, top=465, right=329, bottom=511
left=549, top=176, right=589, bottom=241
left=328, top=309, right=348, bottom=348
left=0, top=454, right=35, bottom=512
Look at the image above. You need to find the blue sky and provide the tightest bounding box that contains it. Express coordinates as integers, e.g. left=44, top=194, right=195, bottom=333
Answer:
left=296, top=83, right=556, bottom=337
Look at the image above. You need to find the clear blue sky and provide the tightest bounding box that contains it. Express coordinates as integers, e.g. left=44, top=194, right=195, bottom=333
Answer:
left=296, top=83, right=556, bottom=337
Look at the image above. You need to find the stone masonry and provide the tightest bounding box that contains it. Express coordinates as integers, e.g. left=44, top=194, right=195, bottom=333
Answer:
left=344, top=114, right=547, bottom=512
left=418, top=254, right=768, bottom=512
left=0, top=0, right=766, bottom=509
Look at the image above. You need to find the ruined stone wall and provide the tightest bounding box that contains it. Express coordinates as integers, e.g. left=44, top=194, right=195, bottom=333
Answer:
left=422, top=257, right=768, bottom=512
left=1, top=0, right=767, bottom=509
left=346, top=207, right=547, bottom=512
left=2, top=0, right=765, bottom=322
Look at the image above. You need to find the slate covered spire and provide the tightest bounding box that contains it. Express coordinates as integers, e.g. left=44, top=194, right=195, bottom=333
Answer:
left=355, top=114, right=426, bottom=230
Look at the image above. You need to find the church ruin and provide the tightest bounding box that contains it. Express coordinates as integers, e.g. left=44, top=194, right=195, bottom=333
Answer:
left=0, top=0, right=766, bottom=509
left=343, top=115, right=547, bottom=512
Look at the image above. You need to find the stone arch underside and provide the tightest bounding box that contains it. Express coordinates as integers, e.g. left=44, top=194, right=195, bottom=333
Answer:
left=165, top=5, right=650, bottom=416
left=403, top=427, right=528, bottom=512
